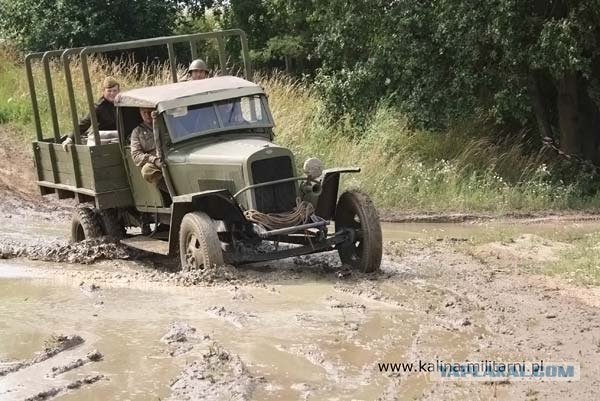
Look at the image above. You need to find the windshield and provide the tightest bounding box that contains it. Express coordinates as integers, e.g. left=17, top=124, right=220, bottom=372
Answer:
left=164, top=95, right=271, bottom=142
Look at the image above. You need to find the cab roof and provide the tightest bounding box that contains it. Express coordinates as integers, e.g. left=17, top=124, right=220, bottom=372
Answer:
left=115, top=76, right=264, bottom=112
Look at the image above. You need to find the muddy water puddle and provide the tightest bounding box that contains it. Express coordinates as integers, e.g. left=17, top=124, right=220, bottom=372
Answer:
left=0, top=216, right=69, bottom=245
left=0, top=260, right=480, bottom=400
left=2, top=219, right=599, bottom=399
left=0, top=269, right=183, bottom=400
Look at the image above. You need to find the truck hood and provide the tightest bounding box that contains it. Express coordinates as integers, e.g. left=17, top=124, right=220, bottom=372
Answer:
left=166, top=137, right=285, bottom=165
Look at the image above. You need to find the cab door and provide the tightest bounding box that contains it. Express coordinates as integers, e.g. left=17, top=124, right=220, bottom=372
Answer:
left=118, top=107, right=165, bottom=209
left=123, top=148, right=165, bottom=208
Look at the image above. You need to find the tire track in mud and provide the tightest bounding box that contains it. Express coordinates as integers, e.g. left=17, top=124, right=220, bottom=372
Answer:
left=274, top=342, right=377, bottom=394
left=23, top=375, right=105, bottom=401
left=47, top=350, right=103, bottom=378
left=392, top=239, right=600, bottom=401
left=0, top=335, right=84, bottom=377
left=0, top=334, right=105, bottom=401
left=205, top=306, right=258, bottom=328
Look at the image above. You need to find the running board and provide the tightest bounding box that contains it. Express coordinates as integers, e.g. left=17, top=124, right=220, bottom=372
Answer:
left=121, top=236, right=170, bottom=255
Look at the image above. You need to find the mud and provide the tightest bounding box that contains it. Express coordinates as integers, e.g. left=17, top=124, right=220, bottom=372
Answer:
left=168, top=341, right=257, bottom=401
left=48, top=350, right=103, bottom=378
left=161, top=322, right=207, bottom=357
left=206, top=306, right=257, bottom=328
left=2, top=231, right=600, bottom=400
left=379, top=208, right=600, bottom=224
left=0, top=239, right=137, bottom=264
left=24, top=375, right=104, bottom=401
left=2, top=131, right=600, bottom=400
left=0, top=335, right=84, bottom=377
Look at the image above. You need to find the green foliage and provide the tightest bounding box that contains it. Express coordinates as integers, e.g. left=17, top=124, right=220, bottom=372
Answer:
left=171, top=0, right=600, bottom=156
left=0, top=48, right=30, bottom=125
left=312, top=0, right=600, bottom=135
left=175, top=10, right=224, bottom=68
left=548, top=231, right=600, bottom=285
left=219, top=0, right=316, bottom=71
left=3, top=0, right=600, bottom=209
left=263, top=74, right=600, bottom=212
left=0, top=0, right=214, bottom=51
left=1, top=43, right=600, bottom=212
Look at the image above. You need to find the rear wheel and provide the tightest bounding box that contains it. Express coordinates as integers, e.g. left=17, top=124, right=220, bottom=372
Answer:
left=335, top=190, right=382, bottom=272
left=179, top=212, right=224, bottom=271
left=97, top=208, right=125, bottom=240
left=71, top=207, right=103, bottom=242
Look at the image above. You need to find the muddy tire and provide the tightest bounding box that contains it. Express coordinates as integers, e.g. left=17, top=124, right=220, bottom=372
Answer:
left=71, top=207, right=104, bottom=242
left=97, top=208, right=125, bottom=240
left=335, top=190, right=382, bottom=273
left=179, top=212, right=224, bottom=271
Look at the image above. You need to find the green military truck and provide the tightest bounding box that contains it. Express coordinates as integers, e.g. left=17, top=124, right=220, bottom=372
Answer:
left=27, top=30, right=382, bottom=272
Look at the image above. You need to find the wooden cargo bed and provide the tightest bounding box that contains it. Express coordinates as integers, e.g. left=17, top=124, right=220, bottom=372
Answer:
left=32, top=140, right=133, bottom=209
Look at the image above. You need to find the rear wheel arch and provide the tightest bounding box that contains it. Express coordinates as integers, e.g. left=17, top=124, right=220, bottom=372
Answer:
left=97, top=208, right=126, bottom=240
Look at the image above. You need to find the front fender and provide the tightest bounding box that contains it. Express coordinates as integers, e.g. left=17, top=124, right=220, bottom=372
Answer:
left=168, top=190, right=247, bottom=255
left=315, top=167, right=360, bottom=220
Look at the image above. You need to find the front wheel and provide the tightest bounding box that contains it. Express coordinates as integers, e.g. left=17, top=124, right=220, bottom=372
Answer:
left=71, top=207, right=104, bottom=242
left=179, top=212, right=224, bottom=271
left=335, top=190, right=382, bottom=273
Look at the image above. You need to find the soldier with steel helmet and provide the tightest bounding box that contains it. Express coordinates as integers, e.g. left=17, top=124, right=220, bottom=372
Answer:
left=185, top=59, right=210, bottom=81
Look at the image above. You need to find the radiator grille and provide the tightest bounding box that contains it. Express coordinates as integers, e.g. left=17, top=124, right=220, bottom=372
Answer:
left=251, top=156, right=296, bottom=213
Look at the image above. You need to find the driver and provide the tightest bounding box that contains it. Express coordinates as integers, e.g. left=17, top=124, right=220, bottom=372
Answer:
left=130, top=107, right=167, bottom=192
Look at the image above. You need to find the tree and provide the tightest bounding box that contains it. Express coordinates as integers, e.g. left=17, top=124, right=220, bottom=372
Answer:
left=313, top=0, right=600, bottom=161
left=0, top=0, right=213, bottom=52
left=220, top=0, right=317, bottom=73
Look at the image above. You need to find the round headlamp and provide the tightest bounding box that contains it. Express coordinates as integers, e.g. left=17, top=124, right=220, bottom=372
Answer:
left=303, top=157, right=323, bottom=180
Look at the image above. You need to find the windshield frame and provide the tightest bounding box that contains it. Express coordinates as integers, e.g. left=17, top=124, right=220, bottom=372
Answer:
left=163, top=95, right=274, bottom=144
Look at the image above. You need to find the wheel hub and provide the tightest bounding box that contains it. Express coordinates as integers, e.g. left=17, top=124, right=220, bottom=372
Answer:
left=185, top=233, right=205, bottom=269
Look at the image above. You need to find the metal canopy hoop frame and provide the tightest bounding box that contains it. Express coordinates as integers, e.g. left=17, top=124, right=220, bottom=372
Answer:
left=25, top=29, right=251, bottom=146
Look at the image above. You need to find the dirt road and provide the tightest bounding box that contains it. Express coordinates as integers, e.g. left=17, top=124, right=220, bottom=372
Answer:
left=1, top=133, right=600, bottom=400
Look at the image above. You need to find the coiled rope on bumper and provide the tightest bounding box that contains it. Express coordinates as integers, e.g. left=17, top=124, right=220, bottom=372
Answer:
left=244, top=198, right=315, bottom=231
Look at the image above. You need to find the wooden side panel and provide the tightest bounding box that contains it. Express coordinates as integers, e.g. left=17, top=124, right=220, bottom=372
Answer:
left=89, top=144, right=130, bottom=192
left=34, top=141, right=134, bottom=208
left=96, top=189, right=134, bottom=209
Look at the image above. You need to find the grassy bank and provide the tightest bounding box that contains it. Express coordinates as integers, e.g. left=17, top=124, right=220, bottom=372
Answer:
left=1, top=46, right=600, bottom=212
left=547, top=232, right=600, bottom=286
left=264, top=77, right=600, bottom=212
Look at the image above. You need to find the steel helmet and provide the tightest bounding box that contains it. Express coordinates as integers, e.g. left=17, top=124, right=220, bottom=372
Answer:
left=188, top=59, right=209, bottom=73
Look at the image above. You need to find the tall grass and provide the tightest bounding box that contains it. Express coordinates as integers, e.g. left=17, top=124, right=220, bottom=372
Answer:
left=1, top=44, right=599, bottom=212
left=263, top=76, right=600, bottom=212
